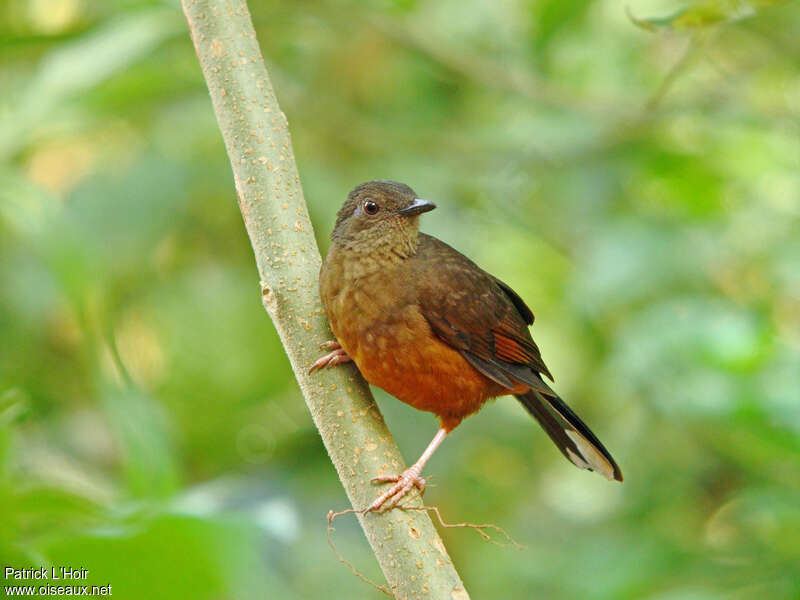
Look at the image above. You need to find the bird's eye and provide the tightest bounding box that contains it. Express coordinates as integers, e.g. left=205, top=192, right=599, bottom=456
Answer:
left=363, top=200, right=379, bottom=215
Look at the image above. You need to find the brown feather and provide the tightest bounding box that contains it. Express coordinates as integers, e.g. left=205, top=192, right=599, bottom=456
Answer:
left=319, top=184, right=620, bottom=481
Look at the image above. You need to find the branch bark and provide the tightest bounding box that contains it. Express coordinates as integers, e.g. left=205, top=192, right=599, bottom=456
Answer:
left=180, top=1, right=470, bottom=598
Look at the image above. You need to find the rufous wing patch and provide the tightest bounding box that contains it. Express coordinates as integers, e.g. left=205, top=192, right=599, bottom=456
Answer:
left=492, top=331, right=533, bottom=364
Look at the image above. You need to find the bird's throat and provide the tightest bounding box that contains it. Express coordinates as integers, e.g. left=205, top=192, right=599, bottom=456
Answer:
left=333, top=227, right=419, bottom=279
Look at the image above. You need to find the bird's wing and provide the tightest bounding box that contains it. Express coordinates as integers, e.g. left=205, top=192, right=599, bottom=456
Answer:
left=414, top=234, right=623, bottom=482
left=414, top=234, right=554, bottom=393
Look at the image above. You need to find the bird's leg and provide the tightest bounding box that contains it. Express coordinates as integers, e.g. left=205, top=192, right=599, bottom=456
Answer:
left=366, top=428, right=448, bottom=512
left=309, top=340, right=352, bottom=373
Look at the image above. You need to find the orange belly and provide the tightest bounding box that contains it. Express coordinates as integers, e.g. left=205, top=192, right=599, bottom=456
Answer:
left=335, top=302, right=508, bottom=431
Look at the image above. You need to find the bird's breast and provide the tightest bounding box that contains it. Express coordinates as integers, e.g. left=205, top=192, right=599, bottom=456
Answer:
left=325, top=267, right=412, bottom=357
left=322, top=265, right=499, bottom=428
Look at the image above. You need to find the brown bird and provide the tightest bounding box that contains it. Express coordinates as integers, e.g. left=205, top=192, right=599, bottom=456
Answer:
left=312, top=180, right=622, bottom=511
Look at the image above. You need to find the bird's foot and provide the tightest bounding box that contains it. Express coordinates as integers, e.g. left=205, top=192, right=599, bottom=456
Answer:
left=366, top=468, right=427, bottom=512
left=309, top=341, right=352, bottom=373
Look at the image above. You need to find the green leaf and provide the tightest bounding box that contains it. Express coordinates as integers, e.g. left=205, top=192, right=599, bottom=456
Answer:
left=101, top=386, right=180, bottom=499
left=0, top=8, right=181, bottom=159
left=627, top=0, right=783, bottom=32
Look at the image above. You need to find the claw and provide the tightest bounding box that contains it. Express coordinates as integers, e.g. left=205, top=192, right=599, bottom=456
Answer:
left=309, top=341, right=352, bottom=373
left=366, top=468, right=426, bottom=512
left=362, top=428, right=448, bottom=513
left=371, top=474, right=426, bottom=493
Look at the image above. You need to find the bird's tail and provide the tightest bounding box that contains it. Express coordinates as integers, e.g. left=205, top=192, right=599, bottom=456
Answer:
left=516, top=390, right=623, bottom=482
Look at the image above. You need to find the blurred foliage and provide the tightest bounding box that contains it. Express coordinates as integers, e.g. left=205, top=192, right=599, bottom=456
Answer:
left=1, top=0, right=799, bottom=598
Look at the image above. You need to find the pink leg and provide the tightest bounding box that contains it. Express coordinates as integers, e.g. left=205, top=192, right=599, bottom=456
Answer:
left=309, top=340, right=353, bottom=373
left=366, top=428, right=448, bottom=512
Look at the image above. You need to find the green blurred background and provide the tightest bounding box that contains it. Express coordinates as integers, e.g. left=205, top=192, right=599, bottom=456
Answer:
left=1, top=0, right=799, bottom=598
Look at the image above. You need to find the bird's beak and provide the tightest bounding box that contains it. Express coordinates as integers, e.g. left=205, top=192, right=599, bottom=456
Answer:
left=398, top=199, right=437, bottom=216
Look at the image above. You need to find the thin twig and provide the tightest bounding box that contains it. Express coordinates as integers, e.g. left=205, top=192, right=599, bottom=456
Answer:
left=645, top=35, right=706, bottom=112
left=327, top=504, right=525, bottom=596
left=403, top=505, right=526, bottom=550
left=327, top=509, right=393, bottom=597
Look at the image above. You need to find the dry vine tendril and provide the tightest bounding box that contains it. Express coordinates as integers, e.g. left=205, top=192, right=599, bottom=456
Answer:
left=326, top=505, right=525, bottom=596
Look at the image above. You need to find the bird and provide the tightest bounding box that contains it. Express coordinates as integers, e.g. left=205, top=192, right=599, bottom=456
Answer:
left=311, top=180, right=622, bottom=512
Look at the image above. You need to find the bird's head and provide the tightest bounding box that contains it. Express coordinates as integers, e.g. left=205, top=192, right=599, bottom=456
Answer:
left=331, top=180, right=436, bottom=257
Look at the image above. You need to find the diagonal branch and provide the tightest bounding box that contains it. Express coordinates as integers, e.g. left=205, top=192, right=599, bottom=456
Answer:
left=180, top=1, right=470, bottom=598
